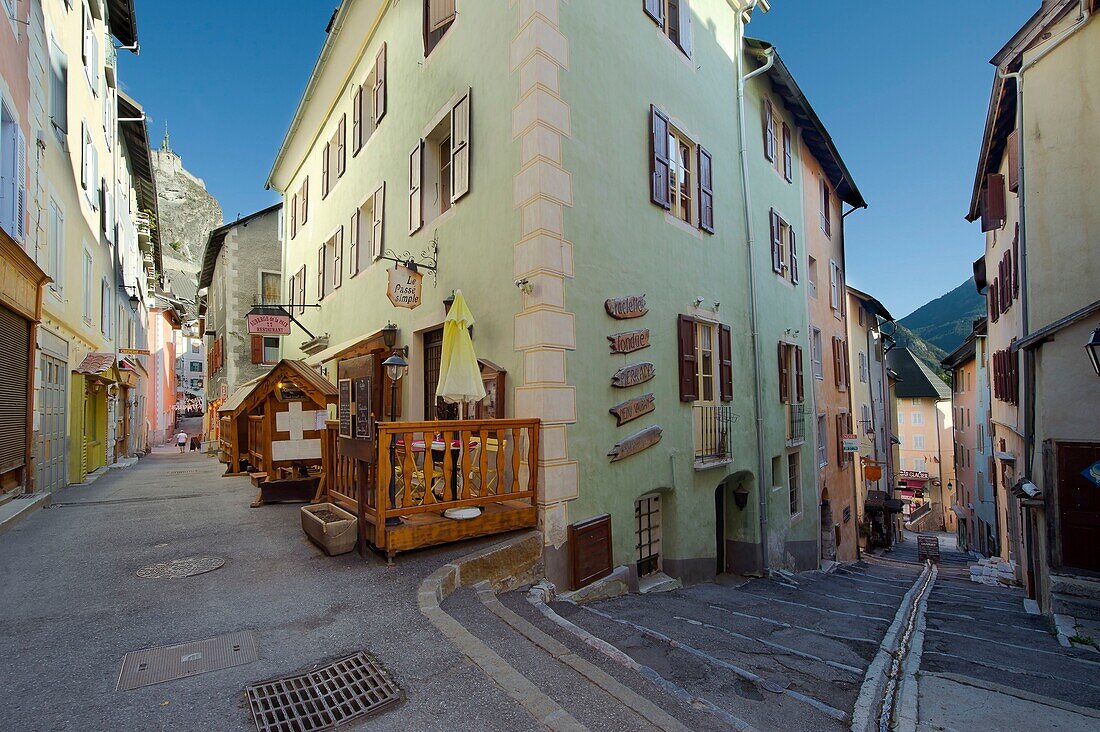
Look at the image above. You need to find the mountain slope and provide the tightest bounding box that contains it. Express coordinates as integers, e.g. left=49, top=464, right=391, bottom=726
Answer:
left=891, top=324, right=949, bottom=382
left=898, top=277, right=985, bottom=355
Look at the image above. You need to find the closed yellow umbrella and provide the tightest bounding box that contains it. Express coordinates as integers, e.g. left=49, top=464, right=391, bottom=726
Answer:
left=436, top=290, right=486, bottom=408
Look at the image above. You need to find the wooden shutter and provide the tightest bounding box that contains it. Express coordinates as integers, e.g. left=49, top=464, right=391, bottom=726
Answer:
left=1013, top=232, right=1020, bottom=299
left=832, top=337, right=842, bottom=387
left=409, top=140, right=423, bottom=234
left=764, top=99, right=775, bottom=161
left=451, top=90, right=471, bottom=203
left=650, top=105, right=670, bottom=209
left=989, top=279, right=999, bottom=322
left=981, top=173, right=1005, bottom=232
left=337, top=114, right=346, bottom=176
left=287, top=273, right=296, bottom=313
left=719, top=323, right=732, bottom=402
left=789, top=228, right=799, bottom=284
left=374, top=43, right=387, bottom=124
left=795, top=346, right=804, bottom=403
left=770, top=209, right=782, bottom=272
left=842, top=340, right=851, bottom=387
left=333, top=228, right=343, bottom=289
left=677, top=314, right=697, bottom=402
left=350, top=209, right=360, bottom=275
left=250, top=335, right=263, bottom=364
left=677, top=0, right=692, bottom=57
left=643, top=0, right=664, bottom=27
left=301, top=178, right=309, bottom=224
left=322, top=141, right=330, bottom=198
left=352, top=86, right=362, bottom=153
left=297, top=266, right=306, bottom=314
left=291, top=193, right=298, bottom=238
left=372, top=182, right=385, bottom=259
left=698, top=146, right=714, bottom=233
left=782, top=123, right=792, bottom=182
left=1007, top=129, right=1019, bottom=193
left=317, top=246, right=325, bottom=299
left=778, top=343, right=789, bottom=404
left=428, top=0, right=456, bottom=32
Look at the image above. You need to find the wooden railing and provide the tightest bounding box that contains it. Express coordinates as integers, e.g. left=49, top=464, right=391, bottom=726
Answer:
left=219, top=416, right=232, bottom=455
left=247, top=415, right=265, bottom=472
left=321, top=421, right=376, bottom=520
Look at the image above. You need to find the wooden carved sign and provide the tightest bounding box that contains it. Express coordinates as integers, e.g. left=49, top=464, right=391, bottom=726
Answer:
left=605, top=294, right=647, bottom=320
left=607, top=329, right=650, bottom=354
left=387, top=264, right=423, bottom=309
left=611, top=362, right=655, bottom=388
left=608, top=425, right=663, bottom=462
left=609, top=394, right=655, bottom=426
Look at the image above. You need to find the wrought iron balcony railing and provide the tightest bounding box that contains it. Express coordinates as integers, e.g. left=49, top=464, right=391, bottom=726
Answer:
left=787, top=402, right=807, bottom=445
left=694, top=405, right=736, bottom=467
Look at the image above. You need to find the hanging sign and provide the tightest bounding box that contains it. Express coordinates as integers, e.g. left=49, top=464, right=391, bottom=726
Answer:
left=864, top=464, right=883, bottom=481
left=246, top=307, right=292, bottom=336
left=611, top=362, right=655, bottom=388
left=119, top=348, right=151, bottom=356
left=605, top=294, right=647, bottom=320
left=842, top=434, right=859, bottom=453
left=609, top=394, right=655, bottom=426
left=608, top=425, right=663, bottom=462
left=387, top=264, right=423, bottom=309
left=607, top=329, right=650, bottom=354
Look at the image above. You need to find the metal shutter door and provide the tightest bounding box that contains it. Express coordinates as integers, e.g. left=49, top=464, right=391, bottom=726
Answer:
left=0, top=304, right=30, bottom=474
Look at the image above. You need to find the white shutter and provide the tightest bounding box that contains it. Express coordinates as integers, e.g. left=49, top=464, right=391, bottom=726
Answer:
left=450, top=90, right=470, bottom=203
left=372, top=182, right=385, bottom=260
left=678, top=1, right=693, bottom=57
left=80, top=122, right=88, bottom=189
left=89, top=146, right=98, bottom=208
left=373, top=43, right=386, bottom=125
left=409, top=141, right=423, bottom=234
left=428, top=0, right=456, bottom=32
left=15, top=128, right=26, bottom=242
left=829, top=260, right=838, bottom=309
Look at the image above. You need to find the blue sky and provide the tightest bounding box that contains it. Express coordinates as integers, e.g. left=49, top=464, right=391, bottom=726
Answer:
left=120, top=1, right=1036, bottom=319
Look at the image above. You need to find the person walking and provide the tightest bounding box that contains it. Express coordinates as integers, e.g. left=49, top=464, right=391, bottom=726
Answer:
left=175, top=431, right=188, bottom=454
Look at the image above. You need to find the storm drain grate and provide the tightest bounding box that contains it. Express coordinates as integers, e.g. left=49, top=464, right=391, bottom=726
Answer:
left=117, top=630, right=258, bottom=691
left=12, top=493, right=41, bottom=500
left=137, top=556, right=225, bottom=579
left=246, top=653, right=401, bottom=732
left=166, top=470, right=202, bottom=475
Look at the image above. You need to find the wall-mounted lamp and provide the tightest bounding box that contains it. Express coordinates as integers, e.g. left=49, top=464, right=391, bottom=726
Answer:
left=732, top=484, right=750, bottom=510
left=382, top=322, right=398, bottom=349
left=1086, top=326, right=1100, bottom=376
left=514, top=279, right=533, bottom=296
left=693, top=296, right=705, bottom=307
left=713, top=302, right=721, bottom=312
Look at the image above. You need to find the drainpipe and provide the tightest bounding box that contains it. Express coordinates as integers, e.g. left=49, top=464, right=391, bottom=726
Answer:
left=735, top=2, right=771, bottom=573
left=998, top=0, right=1091, bottom=481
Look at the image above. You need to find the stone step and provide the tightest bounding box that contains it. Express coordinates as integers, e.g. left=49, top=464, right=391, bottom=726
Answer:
left=1050, top=573, right=1100, bottom=602
left=1051, top=593, right=1100, bottom=622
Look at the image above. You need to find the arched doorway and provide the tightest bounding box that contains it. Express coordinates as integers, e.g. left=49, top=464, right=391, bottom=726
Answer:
left=820, top=482, right=836, bottom=561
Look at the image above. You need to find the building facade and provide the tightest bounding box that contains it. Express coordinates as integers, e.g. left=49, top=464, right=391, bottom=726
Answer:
left=967, top=0, right=1100, bottom=616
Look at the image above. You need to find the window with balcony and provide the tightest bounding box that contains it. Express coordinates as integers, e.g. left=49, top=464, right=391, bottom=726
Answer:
left=778, top=342, right=806, bottom=445
left=679, top=314, right=733, bottom=466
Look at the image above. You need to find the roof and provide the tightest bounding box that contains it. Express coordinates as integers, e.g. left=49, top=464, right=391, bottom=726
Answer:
left=234, top=360, right=338, bottom=417
left=218, top=373, right=268, bottom=415
left=75, top=352, right=118, bottom=381
left=745, top=38, right=866, bottom=209
left=117, top=92, right=161, bottom=274
left=107, top=0, right=138, bottom=48
left=197, top=203, right=283, bottom=290
left=303, top=327, right=389, bottom=366
left=942, top=318, right=987, bottom=369
left=887, top=348, right=951, bottom=400
left=966, top=0, right=1083, bottom=221
left=1015, top=298, right=1100, bottom=351
left=847, top=286, right=894, bottom=322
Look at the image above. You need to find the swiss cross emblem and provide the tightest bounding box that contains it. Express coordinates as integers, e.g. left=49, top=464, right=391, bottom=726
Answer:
left=1082, top=460, right=1100, bottom=488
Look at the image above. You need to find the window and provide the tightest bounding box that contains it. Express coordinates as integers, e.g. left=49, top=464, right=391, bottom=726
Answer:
left=260, top=271, right=281, bottom=305
left=351, top=184, right=385, bottom=274
left=782, top=123, right=793, bottom=182
left=411, top=91, right=470, bottom=233
left=862, top=403, right=873, bottom=435
left=263, top=337, right=279, bottom=364
left=49, top=44, right=68, bottom=136
left=668, top=127, right=693, bottom=224
left=831, top=336, right=850, bottom=390
left=100, top=278, right=111, bottom=337
left=820, top=178, right=831, bottom=237
left=190, top=378, right=203, bottom=390
left=807, top=256, right=818, bottom=299
left=643, top=0, right=693, bottom=57
left=811, top=328, right=823, bottom=379
left=911, top=398, right=920, bottom=406
left=290, top=177, right=308, bottom=239
left=191, top=342, right=200, bottom=354
left=322, top=115, right=345, bottom=198
left=82, top=249, right=93, bottom=321
left=696, top=321, right=715, bottom=403
left=677, top=314, right=731, bottom=403
left=318, top=228, right=344, bottom=299
left=649, top=106, right=713, bottom=233
left=352, top=44, right=386, bottom=154
left=992, top=348, right=1018, bottom=405
left=829, top=260, right=841, bottom=311
left=836, top=412, right=853, bottom=465
left=296, top=265, right=306, bottom=314
left=189, top=361, right=202, bottom=373
left=47, top=200, right=64, bottom=291
left=82, top=2, right=99, bottom=91
left=817, top=414, right=828, bottom=467
left=81, top=122, right=98, bottom=208
left=858, top=351, right=868, bottom=383
left=777, top=342, right=804, bottom=405
left=912, top=412, right=924, bottom=426
left=763, top=98, right=776, bottom=163
left=914, top=457, right=926, bottom=472
left=769, top=209, right=797, bottom=283
left=0, top=102, right=27, bottom=242
left=913, top=434, right=925, bottom=450
left=788, top=452, right=801, bottom=516
left=424, top=0, right=456, bottom=55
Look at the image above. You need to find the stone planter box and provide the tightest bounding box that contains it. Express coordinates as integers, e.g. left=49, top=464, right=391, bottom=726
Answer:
left=301, top=502, right=358, bottom=556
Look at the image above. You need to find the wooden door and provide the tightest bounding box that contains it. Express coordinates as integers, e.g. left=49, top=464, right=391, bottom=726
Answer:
left=1057, top=442, right=1100, bottom=572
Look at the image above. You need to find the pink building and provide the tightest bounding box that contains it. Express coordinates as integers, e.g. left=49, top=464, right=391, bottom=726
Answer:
left=146, top=298, right=183, bottom=446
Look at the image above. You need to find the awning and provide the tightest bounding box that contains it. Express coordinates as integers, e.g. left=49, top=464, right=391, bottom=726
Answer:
left=994, top=450, right=1016, bottom=462
left=950, top=505, right=967, bottom=518
left=74, top=353, right=118, bottom=382
left=304, top=327, right=388, bottom=366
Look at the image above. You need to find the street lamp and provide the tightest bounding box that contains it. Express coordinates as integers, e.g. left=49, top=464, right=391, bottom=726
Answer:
left=383, top=351, right=408, bottom=526
left=382, top=322, right=398, bottom=349
left=1086, top=326, right=1100, bottom=377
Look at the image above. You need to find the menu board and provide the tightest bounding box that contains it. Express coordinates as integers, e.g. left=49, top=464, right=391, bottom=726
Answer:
left=338, top=379, right=353, bottom=438
left=354, top=376, right=372, bottom=438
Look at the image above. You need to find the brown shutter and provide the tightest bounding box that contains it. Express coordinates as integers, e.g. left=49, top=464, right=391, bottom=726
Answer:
left=832, top=337, right=841, bottom=387
left=1007, top=128, right=1019, bottom=193
left=770, top=209, right=782, bottom=272
left=317, top=246, right=325, bottom=299
left=981, top=173, right=1006, bottom=232
left=764, top=99, right=774, bottom=162
left=322, top=141, right=330, bottom=197
left=643, top=0, right=664, bottom=27
left=353, top=86, right=362, bottom=153
left=650, top=105, right=670, bottom=209
left=372, top=182, right=385, bottom=260
left=374, top=43, right=387, bottom=124
left=778, top=342, right=789, bottom=404
left=250, top=335, right=263, bottom=364
left=301, top=178, right=309, bottom=224
left=782, top=123, right=792, bottom=182
left=287, top=272, right=296, bottom=312
left=291, top=193, right=298, bottom=238
left=990, top=279, right=999, bottom=322
left=677, top=314, right=697, bottom=402
left=337, top=114, right=346, bottom=176
left=1012, top=224, right=1020, bottom=299
left=297, top=266, right=306, bottom=314
left=451, top=90, right=471, bottom=203
left=842, top=340, right=851, bottom=387
left=333, top=227, right=343, bottom=289
left=698, top=145, right=714, bottom=233
left=789, top=228, right=799, bottom=284
left=795, top=346, right=804, bottom=403
left=719, top=323, right=732, bottom=402
left=409, top=140, right=423, bottom=234
left=350, top=208, right=360, bottom=275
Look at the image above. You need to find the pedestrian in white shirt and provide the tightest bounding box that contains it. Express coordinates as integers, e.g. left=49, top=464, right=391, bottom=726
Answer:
left=175, top=432, right=188, bottom=453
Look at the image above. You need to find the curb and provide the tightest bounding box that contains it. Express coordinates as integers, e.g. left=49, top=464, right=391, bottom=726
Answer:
left=0, top=492, right=52, bottom=537
left=416, top=532, right=586, bottom=731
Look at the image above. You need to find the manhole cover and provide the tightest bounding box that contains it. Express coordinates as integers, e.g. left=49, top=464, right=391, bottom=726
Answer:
left=246, top=653, right=401, bottom=732
left=117, top=630, right=258, bottom=691
left=137, top=556, right=225, bottom=579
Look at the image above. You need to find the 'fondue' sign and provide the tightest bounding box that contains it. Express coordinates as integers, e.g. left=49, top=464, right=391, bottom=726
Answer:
left=387, top=264, right=423, bottom=309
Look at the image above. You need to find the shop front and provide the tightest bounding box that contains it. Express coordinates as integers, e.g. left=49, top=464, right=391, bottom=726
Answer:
left=71, top=354, right=121, bottom=483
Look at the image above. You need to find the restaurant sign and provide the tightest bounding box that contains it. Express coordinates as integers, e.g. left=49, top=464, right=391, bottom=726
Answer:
left=387, top=264, right=423, bottom=309
left=607, top=329, right=650, bottom=354
left=611, top=362, right=655, bottom=388
left=899, top=470, right=931, bottom=481
left=246, top=307, right=292, bottom=336
left=842, top=433, right=859, bottom=453
left=605, top=294, right=647, bottom=320
left=608, top=393, right=655, bottom=426
left=119, top=347, right=150, bottom=356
